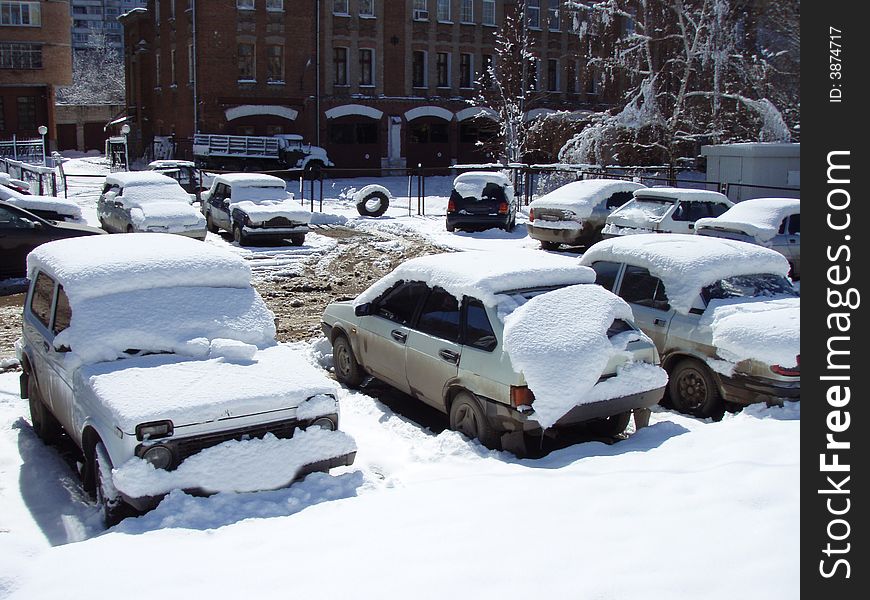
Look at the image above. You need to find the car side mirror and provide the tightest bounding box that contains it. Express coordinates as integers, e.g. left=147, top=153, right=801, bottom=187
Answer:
left=53, top=342, right=71, bottom=353
left=354, top=303, right=371, bottom=317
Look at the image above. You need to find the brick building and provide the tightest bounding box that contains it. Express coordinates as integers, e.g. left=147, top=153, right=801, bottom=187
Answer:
left=121, top=0, right=619, bottom=170
left=0, top=0, right=73, bottom=148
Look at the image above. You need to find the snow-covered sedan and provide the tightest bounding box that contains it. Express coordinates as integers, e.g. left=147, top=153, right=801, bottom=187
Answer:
left=97, top=171, right=207, bottom=239
left=0, top=172, right=85, bottom=223
left=322, top=250, right=667, bottom=454
left=202, top=173, right=310, bottom=246
left=527, top=179, right=644, bottom=250
left=17, top=234, right=355, bottom=524
left=446, top=171, right=517, bottom=232
left=602, top=188, right=733, bottom=237
left=695, top=197, right=800, bottom=279
left=581, top=234, right=800, bottom=418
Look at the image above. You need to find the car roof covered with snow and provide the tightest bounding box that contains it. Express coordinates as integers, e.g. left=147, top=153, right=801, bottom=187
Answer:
left=213, top=173, right=287, bottom=188
left=529, top=179, right=645, bottom=215
left=105, top=171, right=183, bottom=188
left=451, top=171, right=512, bottom=200
left=354, top=250, right=596, bottom=309
left=148, top=160, right=196, bottom=169
left=580, top=234, right=791, bottom=314
left=632, top=187, right=731, bottom=203
left=0, top=183, right=83, bottom=219
left=694, top=197, right=800, bottom=242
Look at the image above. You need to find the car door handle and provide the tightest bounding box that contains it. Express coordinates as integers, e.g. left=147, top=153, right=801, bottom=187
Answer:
left=390, top=330, right=407, bottom=343
left=653, top=318, right=667, bottom=327
left=439, top=349, right=460, bottom=364
left=42, top=341, right=50, bottom=352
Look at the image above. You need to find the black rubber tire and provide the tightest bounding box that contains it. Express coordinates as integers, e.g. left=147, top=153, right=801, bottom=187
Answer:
left=333, top=334, right=364, bottom=388
left=446, top=221, right=456, bottom=232
left=92, top=441, right=127, bottom=527
left=28, top=376, right=62, bottom=444
left=586, top=411, right=632, bottom=437
left=126, top=225, right=134, bottom=234
left=206, top=212, right=219, bottom=234
left=449, top=392, right=499, bottom=449
left=356, top=191, right=390, bottom=217
left=669, top=358, right=722, bottom=418
left=540, top=240, right=560, bottom=251
left=290, top=234, right=305, bottom=246
left=98, top=217, right=109, bottom=232
left=233, top=224, right=247, bottom=246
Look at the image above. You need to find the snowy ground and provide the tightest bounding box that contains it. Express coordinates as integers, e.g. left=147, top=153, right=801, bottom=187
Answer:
left=0, top=158, right=799, bottom=598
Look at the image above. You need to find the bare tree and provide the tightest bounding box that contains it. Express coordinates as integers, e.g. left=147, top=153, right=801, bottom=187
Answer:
left=57, top=34, right=125, bottom=105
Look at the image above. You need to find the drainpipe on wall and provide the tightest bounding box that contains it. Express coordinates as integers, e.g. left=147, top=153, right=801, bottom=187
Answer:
left=192, top=0, right=199, bottom=134
left=315, top=0, right=321, bottom=147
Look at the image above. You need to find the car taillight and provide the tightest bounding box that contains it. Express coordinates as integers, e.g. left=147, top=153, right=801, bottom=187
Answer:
left=771, top=355, right=800, bottom=377
left=510, top=386, right=535, bottom=410
left=447, top=198, right=456, bottom=213
left=498, top=201, right=509, bottom=215
left=529, top=208, right=535, bottom=222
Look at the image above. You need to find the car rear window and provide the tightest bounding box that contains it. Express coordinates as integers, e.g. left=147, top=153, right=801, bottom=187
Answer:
left=52, top=286, right=72, bottom=335
left=702, top=274, right=798, bottom=303
left=464, top=299, right=497, bottom=351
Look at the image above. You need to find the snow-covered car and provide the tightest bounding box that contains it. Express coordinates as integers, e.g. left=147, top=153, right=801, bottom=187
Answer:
left=321, top=250, right=667, bottom=453
left=695, top=197, right=800, bottom=279
left=0, top=172, right=85, bottom=223
left=97, top=171, right=207, bottom=239
left=17, top=234, right=356, bottom=524
left=446, top=171, right=517, bottom=232
left=202, top=173, right=310, bottom=246
left=527, top=179, right=645, bottom=250
left=147, top=160, right=210, bottom=202
left=581, top=234, right=800, bottom=418
left=602, top=188, right=733, bottom=237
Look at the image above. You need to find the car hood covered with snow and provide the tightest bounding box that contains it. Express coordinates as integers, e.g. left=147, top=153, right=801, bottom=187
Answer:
left=230, top=198, right=311, bottom=224
left=130, top=200, right=206, bottom=229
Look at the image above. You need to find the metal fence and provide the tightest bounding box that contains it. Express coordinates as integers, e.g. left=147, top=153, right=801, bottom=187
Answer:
left=0, top=157, right=61, bottom=196
left=0, top=136, right=44, bottom=164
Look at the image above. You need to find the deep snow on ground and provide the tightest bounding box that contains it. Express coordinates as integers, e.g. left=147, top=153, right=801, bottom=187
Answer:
left=0, top=158, right=800, bottom=598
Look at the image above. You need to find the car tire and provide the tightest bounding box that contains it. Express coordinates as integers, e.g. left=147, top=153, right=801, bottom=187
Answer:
left=289, top=234, right=305, bottom=246
left=586, top=411, right=632, bottom=437
left=540, top=240, right=559, bottom=251
left=333, top=335, right=364, bottom=388
left=446, top=221, right=456, bottom=232
left=126, top=225, right=134, bottom=234
left=206, top=213, right=219, bottom=234
left=27, top=376, right=62, bottom=444
left=233, top=224, right=247, bottom=246
left=669, top=358, right=722, bottom=418
left=92, top=441, right=127, bottom=527
left=356, top=191, right=390, bottom=217
left=449, top=392, right=499, bottom=449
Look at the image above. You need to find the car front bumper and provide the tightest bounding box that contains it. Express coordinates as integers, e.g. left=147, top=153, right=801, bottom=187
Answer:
left=526, top=222, right=596, bottom=246
left=242, top=224, right=309, bottom=239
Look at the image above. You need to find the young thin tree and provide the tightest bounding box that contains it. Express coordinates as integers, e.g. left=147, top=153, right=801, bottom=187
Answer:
left=57, top=34, right=126, bottom=105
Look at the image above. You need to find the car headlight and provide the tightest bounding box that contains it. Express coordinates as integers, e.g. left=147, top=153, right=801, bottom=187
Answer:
left=309, top=416, right=337, bottom=431
left=136, top=420, right=174, bottom=441
left=142, top=445, right=173, bottom=470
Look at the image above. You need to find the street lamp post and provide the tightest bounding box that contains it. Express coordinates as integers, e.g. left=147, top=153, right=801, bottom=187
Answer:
left=38, top=125, right=48, bottom=165
left=121, top=124, right=131, bottom=171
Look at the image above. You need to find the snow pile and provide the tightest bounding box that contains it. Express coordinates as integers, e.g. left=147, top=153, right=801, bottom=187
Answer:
left=208, top=338, right=258, bottom=362
left=452, top=171, right=511, bottom=199
left=502, top=284, right=665, bottom=429
left=354, top=250, right=595, bottom=308
left=581, top=234, right=790, bottom=314
left=27, top=233, right=252, bottom=303
left=112, top=428, right=357, bottom=497
left=80, top=345, right=336, bottom=430
left=528, top=179, right=644, bottom=217
left=296, top=394, right=340, bottom=420
left=695, top=197, right=800, bottom=242
left=702, top=297, right=800, bottom=367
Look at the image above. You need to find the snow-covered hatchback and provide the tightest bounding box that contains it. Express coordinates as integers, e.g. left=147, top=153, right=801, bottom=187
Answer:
left=17, top=234, right=355, bottom=524
left=602, top=188, right=733, bottom=237
left=581, top=234, right=800, bottom=418
left=322, top=250, right=667, bottom=453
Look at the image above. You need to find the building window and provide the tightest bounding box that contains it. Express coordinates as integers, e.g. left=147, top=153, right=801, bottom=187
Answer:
left=482, top=0, right=495, bottom=25
left=359, top=48, right=373, bottom=86
left=237, top=0, right=254, bottom=10
left=359, top=0, right=373, bottom=16
left=188, top=43, right=194, bottom=83
left=460, top=53, right=473, bottom=88
left=334, top=47, right=348, bottom=85
left=412, top=50, right=427, bottom=88
left=170, top=47, right=176, bottom=84
left=460, top=0, right=473, bottom=23
left=238, top=42, right=255, bottom=80
left=266, top=0, right=284, bottom=11
left=16, top=96, right=36, bottom=131
left=0, top=1, right=41, bottom=26
left=267, top=45, right=284, bottom=82
left=436, top=52, right=449, bottom=88
left=527, top=0, right=540, bottom=29
left=436, top=0, right=450, bottom=22
left=0, top=42, right=42, bottom=69
left=548, top=3, right=560, bottom=30
left=413, top=0, right=428, bottom=21
left=333, top=0, right=348, bottom=15
left=547, top=58, right=559, bottom=91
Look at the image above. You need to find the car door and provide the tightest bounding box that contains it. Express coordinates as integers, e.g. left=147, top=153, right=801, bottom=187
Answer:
left=355, top=281, right=428, bottom=393
left=97, top=184, right=120, bottom=231
left=404, top=287, right=462, bottom=410
left=613, top=264, right=675, bottom=351
left=0, top=205, right=56, bottom=278
left=209, top=184, right=232, bottom=230
left=772, top=213, right=800, bottom=276
left=43, top=284, right=76, bottom=434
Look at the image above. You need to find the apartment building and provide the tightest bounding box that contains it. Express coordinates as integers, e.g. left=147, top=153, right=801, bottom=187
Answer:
left=71, top=1, right=145, bottom=53
left=0, top=0, right=72, bottom=145
left=122, top=1, right=616, bottom=169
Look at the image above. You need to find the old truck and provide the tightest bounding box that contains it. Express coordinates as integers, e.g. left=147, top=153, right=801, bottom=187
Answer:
left=192, top=134, right=333, bottom=176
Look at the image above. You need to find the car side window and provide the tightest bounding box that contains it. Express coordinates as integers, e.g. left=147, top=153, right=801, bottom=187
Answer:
left=605, top=191, right=634, bottom=210
left=0, top=205, right=35, bottom=229
left=788, top=213, right=800, bottom=235
left=417, top=287, right=461, bottom=342
left=463, top=299, right=497, bottom=351
left=52, top=286, right=72, bottom=335
left=374, top=282, right=428, bottom=325
left=30, top=272, right=55, bottom=329
left=619, top=265, right=670, bottom=311
left=591, top=261, right=622, bottom=292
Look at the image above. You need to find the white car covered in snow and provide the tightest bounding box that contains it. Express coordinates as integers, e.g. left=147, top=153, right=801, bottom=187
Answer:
left=0, top=172, right=85, bottom=223
left=202, top=173, right=310, bottom=246
left=581, top=234, right=800, bottom=418
left=602, top=187, right=733, bottom=237
left=321, top=250, right=667, bottom=453
left=17, top=234, right=355, bottom=524
left=695, top=197, right=800, bottom=279
left=97, top=171, right=207, bottom=239
left=527, top=178, right=645, bottom=250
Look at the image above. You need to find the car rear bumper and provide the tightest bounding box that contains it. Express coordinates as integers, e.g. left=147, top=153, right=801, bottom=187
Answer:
left=526, top=223, right=595, bottom=245
left=719, top=373, right=800, bottom=405
left=446, top=214, right=511, bottom=230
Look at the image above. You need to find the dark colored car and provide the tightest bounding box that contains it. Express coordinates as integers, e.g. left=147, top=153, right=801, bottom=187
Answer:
left=0, top=201, right=104, bottom=280
left=446, top=171, right=517, bottom=232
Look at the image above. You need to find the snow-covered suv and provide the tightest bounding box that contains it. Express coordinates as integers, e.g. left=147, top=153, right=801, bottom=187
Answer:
left=321, top=250, right=667, bottom=453
left=17, top=234, right=355, bottom=524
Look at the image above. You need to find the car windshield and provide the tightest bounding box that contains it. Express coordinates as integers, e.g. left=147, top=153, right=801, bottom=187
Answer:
left=625, top=197, right=674, bottom=218
left=702, top=274, right=798, bottom=304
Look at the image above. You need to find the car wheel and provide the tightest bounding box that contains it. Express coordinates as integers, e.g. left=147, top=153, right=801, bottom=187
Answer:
left=586, top=411, right=632, bottom=437
left=27, top=376, right=62, bottom=444
left=446, top=221, right=456, bottom=232
left=540, top=240, right=559, bottom=251
left=289, top=234, right=305, bottom=246
left=332, top=335, right=364, bottom=388
left=356, top=191, right=390, bottom=217
left=233, top=224, right=247, bottom=246
left=126, top=225, right=134, bottom=234
left=206, top=213, right=219, bottom=234
left=92, top=441, right=127, bottom=527
left=449, top=392, right=499, bottom=449
left=669, top=358, right=722, bottom=418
